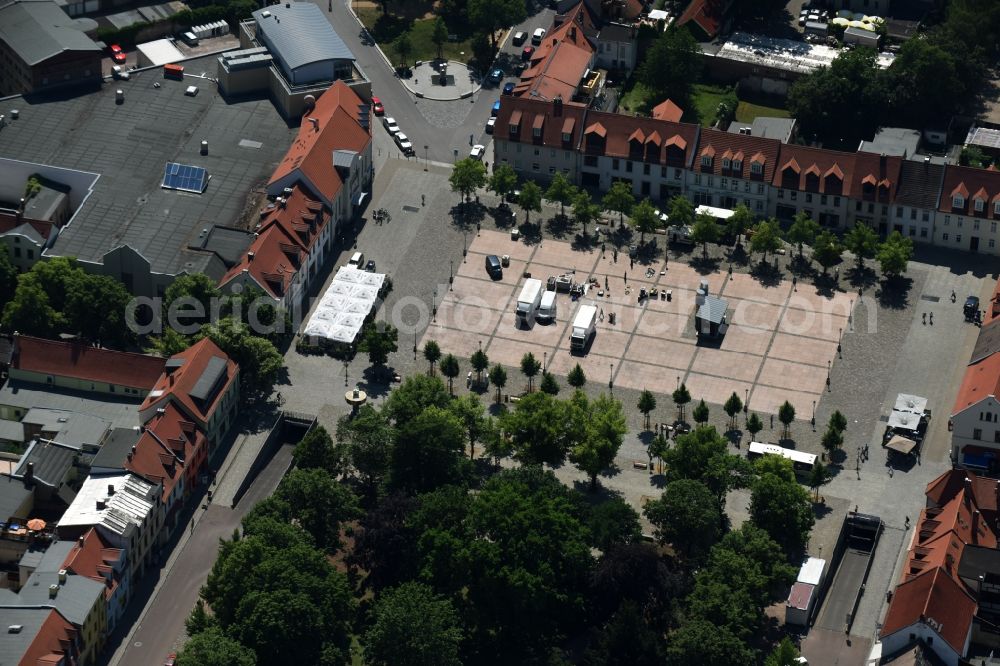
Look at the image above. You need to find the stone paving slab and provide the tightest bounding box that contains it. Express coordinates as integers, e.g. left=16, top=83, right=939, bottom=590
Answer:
left=690, top=347, right=764, bottom=383
left=635, top=310, right=691, bottom=338
left=728, top=298, right=785, bottom=330
left=585, top=328, right=633, bottom=359
left=685, top=372, right=755, bottom=407
left=470, top=230, right=534, bottom=260
left=786, top=286, right=856, bottom=317
left=659, top=263, right=727, bottom=293
left=596, top=303, right=643, bottom=334
left=722, top=271, right=792, bottom=305
left=768, top=333, right=839, bottom=368
left=779, top=309, right=849, bottom=341
left=641, top=287, right=699, bottom=314
left=547, top=349, right=618, bottom=384
left=624, top=335, right=697, bottom=368
left=614, top=359, right=687, bottom=393
left=434, top=300, right=504, bottom=335
left=485, top=335, right=540, bottom=370
left=422, top=323, right=484, bottom=357
left=750, top=383, right=822, bottom=417
left=447, top=275, right=515, bottom=308
left=493, top=315, right=568, bottom=348
left=720, top=323, right=773, bottom=355
left=532, top=242, right=598, bottom=271
left=758, top=357, right=829, bottom=394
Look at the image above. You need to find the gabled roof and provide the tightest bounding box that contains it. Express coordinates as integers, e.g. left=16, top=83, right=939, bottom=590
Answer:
left=62, top=528, right=123, bottom=600
left=140, top=338, right=238, bottom=428
left=11, top=335, right=166, bottom=391
left=926, top=469, right=999, bottom=523
left=853, top=151, right=903, bottom=199
left=773, top=144, right=856, bottom=195
left=251, top=2, right=354, bottom=72
left=515, top=39, right=593, bottom=103
left=0, top=569, right=105, bottom=627
left=677, top=0, right=725, bottom=39
left=268, top=81, right=371, bottom=205
left=971, top=318, right=1000, bottom=364
left=495, top=96, right=589, bottom=150
left=0, top=214, right=54, bottom=243
left=0, top=607, right=76, bottom=666
left=952, top=352, right=1000, bottom=416
left=939, top=164, right=1000, bottom=216
left=896, top=160, right=945, bottom=211
left=581, top=109, right=700, bottom=165
left=693, top=127, right=781, bottom=181
left=881, top=567, right=976, bottom=656
left=127, top=403, right=202, bottom=504
left=651, top=99, right=683, bottom=123
left=0, top=0, right=101, bottom=66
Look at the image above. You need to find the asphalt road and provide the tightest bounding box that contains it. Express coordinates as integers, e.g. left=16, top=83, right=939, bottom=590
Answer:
left=110, top=443, right=295, bottom=666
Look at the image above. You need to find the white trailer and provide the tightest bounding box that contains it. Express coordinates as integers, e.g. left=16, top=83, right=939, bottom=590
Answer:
left=844, top=26, right=879, bottom=49
left=516, top=278, right=543, bottom=328
left=570, top=304, right=597, bottom=353
left=538, top=290, right=557, bottom=323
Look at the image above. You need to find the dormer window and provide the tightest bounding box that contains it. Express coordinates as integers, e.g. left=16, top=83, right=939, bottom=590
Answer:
left=751, top=162, right=762, bottom=175
left=975, top=198, right=985, bottom=212
left=954, top=195, right=965, bottom=208
left=701, top=155, right=712, bottom=168
left=733, top=160, right=742, bottom=171
left=995, top=201, right=1000, bottom=215
left=561, top=132, right=571, bottom=142
left=509, top=122, right=519, bottom=135
left=722, top=158, right=731, bottom=169
left=533, top=127, right=542, bottom=138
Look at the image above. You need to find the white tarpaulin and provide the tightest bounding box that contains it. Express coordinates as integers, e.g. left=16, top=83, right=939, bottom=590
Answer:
left=303, top=266, right=386, bottom=344
left=893, top=394, right=927, bottom=416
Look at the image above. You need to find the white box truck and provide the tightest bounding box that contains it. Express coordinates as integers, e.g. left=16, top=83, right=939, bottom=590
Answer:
left=537, top=290, right=557, bottom=323
left=570, top=304, right=597, bottom=353
left=516, top=278, right=543, bottom=328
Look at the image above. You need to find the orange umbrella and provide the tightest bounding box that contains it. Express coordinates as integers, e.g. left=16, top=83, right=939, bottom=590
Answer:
left=26, top=518, right=45, bottom=531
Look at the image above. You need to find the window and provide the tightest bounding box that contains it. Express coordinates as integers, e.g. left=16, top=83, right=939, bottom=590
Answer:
left=806, top=193, right=813, bottom=203
left=533, top=149, right=539, bottom=156
left=548, top=166, right=555, bottom=174
left=584, top=155, right=597, bottom=167
left=790, top=191, right=797, bottom=201
left=976, top=198, right=985, bottom=212
left=613, top=158, right=620, bottom=170
left=909, top=226, right=915, bottom=237
left=532, top=163, right=540, bottom=171
left=550, top=149, right=556, bottom=158
left=910, top=209, right=917, bottom=220
left=561, top=132, right=571, bottom=142
left=834, top=197, right=841, bottom=207
left=13, top=247, right=20, bottom=258
left=721, top=178, right=728, bottom=188
left=975, top=220, right=981, bottom=230
left=991, top=239, right=996, bottom=248
left=956, top=234, right=962, bottom=243
left=27, top=249, right=33, bottom=259
left=744, top=181, right=751, bottom=192
left=868, top=203, right=875, bottom=213
left=707, top=176, right=713, bottom=187
left=777, top=189, right=784, bottom=199
left=995, top=201, right=1000, bottom=215
left=855, top=201, right=862, bottom=212
left=626, top=161, right=633, bottom=173
left=821, top=195, right=828, bottom=205
left=751, top=162, right=762, bottom=175
left=954, top=195, right=964, bottom=208
left=694, top=174, right=701, bottom=185
left=722, top=158, right=731, bottom=169
left=943, top=233, right=949, bottom=241
left=923, top=211, right=929, bottom=222
left=756, top=200, right=763, bottom=211
left=733, top=160, right=742, bottom=171
left=533, top=127, right=542, bottom=138
left=660, top=167, right=667, bottom=178
left=944, top=216, right=950, bottom=226
left=701, top=155, right=712, bottom=167
left=992, top=221, right=998, bottom=233
left=643, top=164, right=650, bottom=176
left=675, top=169, right=682, bottom=180
left=920, top=228, right=928, bottom=238
left=895, top=207, right=903, bottom=218
left=995, top=430, right=1000, bottom=443
left=974, top=428, right=982, bottom=440
left=757, top=184, right=765, bottom=195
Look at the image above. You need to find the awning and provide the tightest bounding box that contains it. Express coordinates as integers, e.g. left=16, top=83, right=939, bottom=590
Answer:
left=887, top=409, right=921, bottom=431
left=885, top=435, right=917, bottom=455
left=893, top=394, right=927, bottom=415
left=354, top=192, right=369, bottom=208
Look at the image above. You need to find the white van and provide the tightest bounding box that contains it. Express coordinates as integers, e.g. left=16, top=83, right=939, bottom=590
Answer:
left=537, top=290, right=556, bottom=323
left=348, top=251, right=365, bottom=268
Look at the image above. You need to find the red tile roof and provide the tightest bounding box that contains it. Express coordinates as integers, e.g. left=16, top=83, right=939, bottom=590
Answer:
left=582, top=109, right=700, bottom=167
left=20, top=608, right=76, bottom=666
left=12, top=335, right=166, bottom=391
left=651, top=99, right=683, bottom=123
left=694, top=127, right=781, bottom=182
left=128, top=402, right=204, bottom=504
left=268, top=81, right=371, bottom=205
left=62, top=527, right=122, bottom=601
left=939, top=164, right=1000, bottom=217
left=952, top=352, right=1000, bottom=416
left=926, top=469, right=1000, bottom=526
left=677, top=0, right=725, bottom=39
left=882, top=567, right=975, bottom=655
left=853, top=152, right=903, bottom=203
left=0, top=213, right=56, bottom=242
left=773, top=144, right=856, bottom=196
left=495, top=96, right=590, bottom=151
left=221, top=185, right=327, bottom=299
left=141, top=338, right=237, bottom=429
left=514, top=40, right=593, bottom=103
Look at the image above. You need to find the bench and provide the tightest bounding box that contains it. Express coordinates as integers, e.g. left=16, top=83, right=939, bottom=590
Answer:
left=632, top=460, right=649, bottom=470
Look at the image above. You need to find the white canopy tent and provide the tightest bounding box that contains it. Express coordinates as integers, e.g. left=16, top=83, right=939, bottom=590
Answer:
left=302, top=267, right=386, bottom=344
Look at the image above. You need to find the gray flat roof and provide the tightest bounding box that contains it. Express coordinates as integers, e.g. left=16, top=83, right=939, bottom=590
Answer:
left=0, top=607, right=56, bottom=662
left=0, top=381, right=140, bottom=430
left=0, top=570, right=103, bottom=625
left=0, top=0, right=101, bottom=66
left=0, top=54, right=296, bottom=277
left=0, top=475, right=32, bottom=519
left=14, top=439, right=79, bottom=488
left=91, top=427, right=140, bottom=470
left=253, top=2, right=355, bottom=73
left=697, top=296, right=728, bottom=324
left=199, top=225, right=253, bottom=267
left=190, top=355, right=226, bottom=402
left=34, top=539, right=74, bottom=572
left=21, top=408, right=110, bottom=448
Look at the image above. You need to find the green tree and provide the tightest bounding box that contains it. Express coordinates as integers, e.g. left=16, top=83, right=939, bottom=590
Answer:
left=164, top=272, right=221, bottom=328
left=690, top=211, right=720, bottom=258
left=692, top=399, right=710, bottom=425
left=750, top=466, right=815, bottom=557
left=808, top=461, right=830, bottom=502
left=786, top=210, right=820, bottom=258
left=726, top=203, right=753, bottom=243
left=567, top=363, right=587, bottom=388
left=540, top=371, right=560, bottom=395
left=644, top=479, right=722, bottom=559
left=517, top=181, right=542, bottom=224
left=877, top=230, right=914, bottom=278
left=0, top=247, right=16, bottom=316
left=639, top=26, right=702, bottom=105
left=439, top=353, right=460, bottom=395
left=470, top=347, right=489, bottom=384
left=668, top=195, right=695, bottom=229
left=672, top=381, right=691, bottom=421
left=637, top=389, right=657, bottom=429
left=723, top=391, right=743, bottom=430
left=884, top=38, right=965, bottom=130
left=648, top=433, right=670, bottom=474
left=821, top=425, right=843, bottom=455
left=365, top=582, right=463, bottom=666
left=184, top=599, right=216, bottom=637
left=423, top=340, right=441, bottom=376
left=844, top=222, right=878, bottom=270
left=631, top=198, right=659, bottom=243
left=146, top=328, right=190, bottom=357
left=666, top=620, right=754, bottom=666
left=488, top=363, right=507, bottom=404
left=384, top=374, right=451, bottom=426
left=586, top=496, right=641, bottom=552
left=348, top=492, right=418, bottom=591
left=829, top=410, right=847, bottom=434
left=488, top=163, right=518, bottom=203
left=431, top=17, right=448, bottom=60
left=468, top=0, right=527, bottom=51
left=960, top=145, right=989, bottom=168
left=778, top=400, right=796, bottom=439
left=394, top=31, right=413, bottom=69
left=570, top=393, right=628, bottom=490
left=293, top=425, right=345, bottom=477
left=750, top=218, right=783, bottom=262
left=390, top=405, right=468, bottom=493
left=746, top=412, right=764, bottom=440
left=765, top=637, right=802, bottom=666
left=545, top=172, right=577, bottom=219
left=662, top=426, right=749, bottom=504
left=449, top=158, right=487, bottom=202
left=269, top=467, right=360, bottom=552
left=64, top=272, right=135, bottom=347
left=2, top=279, right=60, bottom=337
left=176, top=627, right=255, bottom=666
left=581, top=601, right=665, bottom=666
left=603, top=180, right=635, bottom=227
left=339, top=405, right=393, bottom=496
left=359, top=322, right=398, bottom=373
left=520, top=351, right=541, bottom=392
left=813, top=230, right=843, bottom=274
left=572, top=190, right=601, bottom=238
left=502, top=391, right=578, bottom=466
left=202, top=318, right=282, bottom=400
left=449, top=393, right=485, bottom=459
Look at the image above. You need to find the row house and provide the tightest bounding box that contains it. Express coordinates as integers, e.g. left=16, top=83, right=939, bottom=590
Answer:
left=936, top=165, right=1000, bottom=254
left=494, top=96, right=589, bottom=184
left=688, top=127, right=780, bottom=216
left=220, top=80, right=373, bottom=313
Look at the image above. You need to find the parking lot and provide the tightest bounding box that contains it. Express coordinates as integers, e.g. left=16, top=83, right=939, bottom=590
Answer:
left=419, top=229, right=853, bottom=415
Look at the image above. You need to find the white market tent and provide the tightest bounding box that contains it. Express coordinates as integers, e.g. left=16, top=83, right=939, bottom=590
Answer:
left=648, top=8, right=668, bottom=20
left=894, top=394, right=928, bottom=416
left=302, top=266, right=386, bottom=344
left=136, top=38, right=184, bottom=67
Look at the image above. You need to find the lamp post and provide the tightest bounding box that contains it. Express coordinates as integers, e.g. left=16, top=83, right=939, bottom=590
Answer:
left=463, top=229, right=467, bottom=260
left=609, top=363, right=614, bottom=390
left=827, top=359, right=831, bottom=390
left=849, top=299, right=854, bottom=331
left=811, top=400, right=816, bottom=430
left=413, top=330, right=417, bottom=359
left=543, top=351, right=547, bottom=373
left=449, top=259, right=454, bottom=288
left=424, top=145, right=429, bottom=171
left=433, top=287, right=438, bottom=322
left=343, top=359, right=349, bottom=387
left=676, top=375, right=680, bottom=391
left=838, top=327, right=843, bottom=358
left=744, top=387, right=749, bottom=414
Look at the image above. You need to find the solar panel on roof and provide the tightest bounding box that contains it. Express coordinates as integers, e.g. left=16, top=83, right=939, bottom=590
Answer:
left=161, top=162, right=209, bottom=193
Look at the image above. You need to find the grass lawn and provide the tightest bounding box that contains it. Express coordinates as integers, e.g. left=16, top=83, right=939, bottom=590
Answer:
left=688, top=83, right=729, bottom=127
left=736, top=100, right=790, bottom=123
left=618, top=81, right=653, bottom=114
left=357, top=6, right=473, bottom=64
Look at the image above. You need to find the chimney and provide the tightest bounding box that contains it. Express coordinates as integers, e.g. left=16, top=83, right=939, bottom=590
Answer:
left=48, top=584, right=59, bottom=599
left=24, top=462, right=33, bottom=483
left=307, top=117, right=319, bottom=131
left=553, top=95, right=563, bottom=116
left=880, top=152, right=887, bottom=176
left=77, top=535, right=84, bottom=547
left=107, top=483, right=116, bottom=496
left=58, top=569, right=67, bottom=584
left=96, top=499, right=106, bottom=511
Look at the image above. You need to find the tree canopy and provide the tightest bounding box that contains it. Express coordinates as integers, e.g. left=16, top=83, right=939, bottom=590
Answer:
left=639, top=26, right=702, bottom=106
left=364, top=582, right=463, bottom=666
left=644, top=478, right=722, bottom=560
left=450, top=158, right=487, bottom=202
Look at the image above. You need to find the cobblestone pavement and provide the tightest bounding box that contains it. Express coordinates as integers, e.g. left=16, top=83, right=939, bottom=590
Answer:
left=277, top=165, right=997, bottom=655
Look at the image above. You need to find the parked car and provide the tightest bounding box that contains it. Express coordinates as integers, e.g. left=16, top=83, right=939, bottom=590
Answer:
left=371, top=96, right=384, bottom=116
left=512, top=31, right=527, bottom=46
left=383, top=116, right=399, bottom=134
left=522, top=46, right=535, bottom=60
left=485, top=254, right=503, bottom=279
left=395, top=132, right=415, bottom=155
left=492, top=99, right=501, bottom=116
left=470, top=144, right=486, bottom=160
left=486, top=116, right=496, bottom=133
left=365, top=259, right=376, bottom=272
left=488, top=68, right=504, bottom=84
left=532, top=28, right=546, bottom=45
left=502, top=82, right=515, bottom=95
left=109, top=44, right=126, bottom=64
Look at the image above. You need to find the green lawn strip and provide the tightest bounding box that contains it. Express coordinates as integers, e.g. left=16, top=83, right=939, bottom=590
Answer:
left=735, top=100, right=790, bottom=123
left=688, top=83, right=728, bottom=127
left=356, top=7, right=472, bottom=64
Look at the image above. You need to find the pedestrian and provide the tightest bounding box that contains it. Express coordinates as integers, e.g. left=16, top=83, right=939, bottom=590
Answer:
left=421, top=194, right=425, bottom=207
left=604, top=276, right=609, bottom=290
left=929, top=312, right=933, bottom=325
left=770, top=414, right=774, bottom=429
left=613, top=249, right=618, bottom=263
left=905, top=516, right=910, bottom=528
left=889, top=466, right=894, bottom=477
left=601, top=242, right=606, bottom=255
left=922, top=312, right=926, bottom=324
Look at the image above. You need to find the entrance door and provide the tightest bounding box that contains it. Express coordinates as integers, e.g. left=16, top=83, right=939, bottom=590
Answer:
left=971, top=236, right=980, bottom=252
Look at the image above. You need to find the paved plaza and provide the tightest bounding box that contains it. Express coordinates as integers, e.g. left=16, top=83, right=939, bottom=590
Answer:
left=421, top=229, right=854, bottom=417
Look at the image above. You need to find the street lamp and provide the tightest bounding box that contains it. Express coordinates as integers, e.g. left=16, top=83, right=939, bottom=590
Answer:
left=826, top=359, right=831, bottom=390
left=676, top=375, right=680, bottom=391
left=433, top=287, right=438, bottom=322
left=449, top=259, right=454, bottom=287
left=811, top=400, right=816, bottom=429
left=838, top=327, right=843, bottom=358
left=463, top=229, right=467, bottom=260
left=744, top=387, right=749, bottom=414
left=609, top=363, right=614, bottom=390
left=343, top=359, right=349, bottom=387
left=424, top=145, right=429, bottom=171
left=543, top=351, right=547, bottom=373
left=413, top=330, right=417, bottom=359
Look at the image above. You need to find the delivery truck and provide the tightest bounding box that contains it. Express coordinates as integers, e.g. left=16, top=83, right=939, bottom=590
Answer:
left=537, top=290, right=557, bottom=323
left=570, top=304, right=597, bottom=353
left=516, top=278, right=543, bottom=328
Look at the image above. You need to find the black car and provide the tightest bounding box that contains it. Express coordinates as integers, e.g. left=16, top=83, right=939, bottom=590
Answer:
left=966, top=295, right=981, bottom=321
left=485, top=255, right=502, bottom=280
left=365, top=259, right=376, bottom=272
